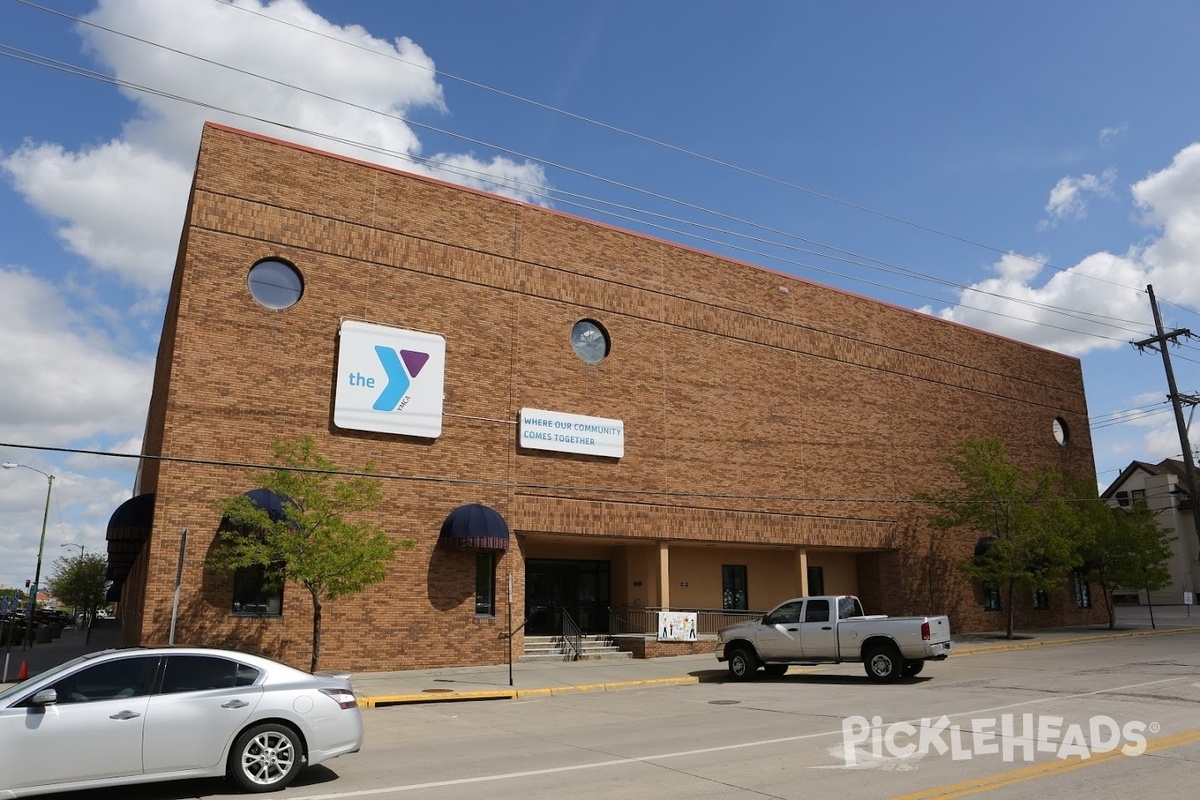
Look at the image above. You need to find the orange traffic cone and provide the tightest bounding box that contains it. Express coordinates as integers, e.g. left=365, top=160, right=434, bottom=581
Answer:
left=17, top=661, right=28, bottom=681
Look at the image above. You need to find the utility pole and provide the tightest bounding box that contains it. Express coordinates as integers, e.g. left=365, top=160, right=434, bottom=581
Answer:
left=1133, top=284, right=1200, bottom=558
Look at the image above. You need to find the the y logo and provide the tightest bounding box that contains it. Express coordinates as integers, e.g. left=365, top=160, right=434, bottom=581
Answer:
left=335, top=320, right=445, bottom=438
left=372, top=346, right=430, bottom=411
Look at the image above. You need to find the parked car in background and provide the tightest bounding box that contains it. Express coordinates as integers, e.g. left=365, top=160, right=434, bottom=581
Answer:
left=0, top=647, right=363, bottom=797
left=716, top=595, right=952, bottom=682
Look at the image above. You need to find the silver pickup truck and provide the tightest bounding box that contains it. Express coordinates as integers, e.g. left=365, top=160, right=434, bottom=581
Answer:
left=715, top=595, right=951, bottom=683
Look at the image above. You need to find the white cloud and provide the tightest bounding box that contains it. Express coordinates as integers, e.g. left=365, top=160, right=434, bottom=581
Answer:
left=0, top=268, right=154, bottom=445
left=936, top=250, right=1147, bottom=356
left=1099, top=124, right=1128, bottom=147
left=936, top=144, right=1200, bottom=357
left=1038, top=167, right=1116, bottom=229
left=2, top=140, right=190, bottom=292
left=1134, top=142, right=1200, bottom=310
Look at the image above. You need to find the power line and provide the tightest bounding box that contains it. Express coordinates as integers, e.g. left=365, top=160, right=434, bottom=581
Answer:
left=204, top=0, right=1153, bottom=299
left=6, top=1, right=1169, bottom=346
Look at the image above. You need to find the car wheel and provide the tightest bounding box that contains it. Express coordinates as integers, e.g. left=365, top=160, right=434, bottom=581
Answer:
left=901, top=660, right=925, bottom=678
left=727, top=646, right=759, bottom=681
left=229, top=722, right=303, bottom=793
left=763, top=664, right=788, bottom=678
left=863, top=644, right=904, bottom=683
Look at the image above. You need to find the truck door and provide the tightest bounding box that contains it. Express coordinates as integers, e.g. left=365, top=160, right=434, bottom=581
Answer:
left=755, top=600, right=804, bottom=659
left=798, top=598, right=839, bottom=659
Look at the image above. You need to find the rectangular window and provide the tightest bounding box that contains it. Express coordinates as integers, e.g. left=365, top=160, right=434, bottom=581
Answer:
left=1074, top=570, right=1092, bottom=609
left=983, top=586, right=1001, bottom=611
left=804, top=599, right=830, bottom=623
left=807, top=566, right=825, bottom=596
left=1131, top=489, right=1146, bottom=505
left=1115, top=490, right=1130, bottom=507
left=1032, top=589, right=1049, bottom=610
left=232, top=564, right=283, bottom=616
left=475, top=552, right=496, bottom=616
left=722, top=565, right=748, bottom=610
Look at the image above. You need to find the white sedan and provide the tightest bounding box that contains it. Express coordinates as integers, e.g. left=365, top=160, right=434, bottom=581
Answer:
left=0, top=646, right=363, bottom=797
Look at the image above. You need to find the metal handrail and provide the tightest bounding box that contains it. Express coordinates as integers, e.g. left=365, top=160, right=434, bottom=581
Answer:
left=561, top=608, right=582, bottom=661
left=608, top=606, right=765, bottom=635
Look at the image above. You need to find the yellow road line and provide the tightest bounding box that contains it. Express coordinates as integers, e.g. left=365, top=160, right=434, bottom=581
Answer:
left=892, top=728, right=1200, bottom=800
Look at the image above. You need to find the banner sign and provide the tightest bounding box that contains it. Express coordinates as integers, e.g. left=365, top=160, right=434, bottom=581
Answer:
left=657, top=611, right=698, bottom=642
left=518, top=408, right=624, bottom=458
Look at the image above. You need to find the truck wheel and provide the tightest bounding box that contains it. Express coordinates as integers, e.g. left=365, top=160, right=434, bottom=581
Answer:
left=863, top=645, right=904, bottom=683
left=727, top=647, right=759, bottom=681
left=901, top=660, right=925, bottom=678
left=764, top=664, right=788, bottom=678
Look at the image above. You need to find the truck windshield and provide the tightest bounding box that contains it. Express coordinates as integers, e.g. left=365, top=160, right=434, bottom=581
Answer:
left=838, top=597, right=864, bottom=618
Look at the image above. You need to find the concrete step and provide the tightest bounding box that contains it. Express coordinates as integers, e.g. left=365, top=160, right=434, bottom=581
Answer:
left=519, top=634, right=631, bottom=662
left=517, top=649, right=632, bottom=663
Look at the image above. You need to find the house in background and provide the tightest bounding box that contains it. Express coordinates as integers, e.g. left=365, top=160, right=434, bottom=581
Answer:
left=1101, top=458, right=1200, bottom=605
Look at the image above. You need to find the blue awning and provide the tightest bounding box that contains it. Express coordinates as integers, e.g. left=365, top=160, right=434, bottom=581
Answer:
left=106, top=493, right=155, bottom=581
left=220, top=488, right=294, bottom=532
left=438, top=504, right=510, bottom=551
left=243, top=487, right=293, bottom=521
left=974, top=536, right=997, bottom=557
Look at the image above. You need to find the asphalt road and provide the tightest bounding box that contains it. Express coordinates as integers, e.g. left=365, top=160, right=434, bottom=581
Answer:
left=28, top=630, right=1200, bottom=799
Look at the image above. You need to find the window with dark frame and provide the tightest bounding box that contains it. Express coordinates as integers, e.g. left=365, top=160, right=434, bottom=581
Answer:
left=1033, top=589, right=1050, bottom=610
left=722, top=564, right=748, bottom=611
left=807, top=566, right=825, bottom=596
left=983, top=585, right=1001, bottom=611
left=475, top=551, right=496, bottom=616
left=232, top=563, right=283, bottom=616
left=1074, top=570, right=1092, bottom=609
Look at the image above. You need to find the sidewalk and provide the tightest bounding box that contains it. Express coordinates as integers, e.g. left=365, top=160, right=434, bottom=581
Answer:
left=4, top=606, right=1198, bottom=705
left=350, top=604, right=1200, bottom=707
left=0, top=617, right=125, bottom=685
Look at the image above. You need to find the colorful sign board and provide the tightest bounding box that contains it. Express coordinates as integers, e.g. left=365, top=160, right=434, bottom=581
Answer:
left=657, top=611, right=698, bottom=642
left=333, top=320, right=446, bottom=438
left=518, top=408, right=624, bottom=458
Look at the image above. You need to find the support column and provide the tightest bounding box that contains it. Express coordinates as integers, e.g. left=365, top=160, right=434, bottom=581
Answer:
left=658, top=541, right=671, bottom=611
left=796, top=548, right=809, bottom=597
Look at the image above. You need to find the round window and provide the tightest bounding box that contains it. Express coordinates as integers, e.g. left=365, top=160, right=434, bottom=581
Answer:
left=570, top=319, right=610, bottom=364
left=1052, top=417, right=1069, bottom=446
left=247, top=258, right=303, bottom=310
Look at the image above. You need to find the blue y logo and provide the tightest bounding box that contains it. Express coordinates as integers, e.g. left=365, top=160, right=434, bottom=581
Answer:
left=372, top=346, right=430, bottom=411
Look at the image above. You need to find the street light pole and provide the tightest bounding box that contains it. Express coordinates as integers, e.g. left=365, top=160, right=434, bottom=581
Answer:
left=2, top=463, right=54, bottom=649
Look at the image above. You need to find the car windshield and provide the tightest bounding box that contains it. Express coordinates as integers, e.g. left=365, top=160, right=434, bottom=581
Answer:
left=0, top=651, right=109, bottom=705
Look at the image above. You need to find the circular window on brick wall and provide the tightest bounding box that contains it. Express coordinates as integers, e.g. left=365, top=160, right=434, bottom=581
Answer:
left=247, top=258, right=303, bottom=310
left=1052, top=417, right=1069, bottom=446
left=570, top=319, right=610, bottom=364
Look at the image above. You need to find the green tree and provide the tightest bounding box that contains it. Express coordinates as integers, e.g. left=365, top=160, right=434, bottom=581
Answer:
left=1075, top=496, right=1174, bottom=629
left=917, top=437, right=1080, bottom=638
left=209, top=437, right=409, bottom=672
left=46, top=552, right=109, bottom=639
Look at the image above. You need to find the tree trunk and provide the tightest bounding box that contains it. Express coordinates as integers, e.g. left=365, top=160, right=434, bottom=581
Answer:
left=309, top=589, right=322, bottom=673
left=1104, top=588, right=1116, bottom=630
left=1004, top=578, right=1016, bottom=638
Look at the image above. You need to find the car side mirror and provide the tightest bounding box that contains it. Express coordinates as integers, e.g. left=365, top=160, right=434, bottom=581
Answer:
left=31, top=689, right=58, bottom=706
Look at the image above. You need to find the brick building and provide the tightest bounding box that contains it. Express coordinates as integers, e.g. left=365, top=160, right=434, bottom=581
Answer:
left=106, top=123, right=1105, bottom=672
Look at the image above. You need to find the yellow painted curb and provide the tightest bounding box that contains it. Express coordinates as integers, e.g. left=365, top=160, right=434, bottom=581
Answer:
left=359, top=676, right=701, bottom=707
left=359, top=689, right=517, bottom=708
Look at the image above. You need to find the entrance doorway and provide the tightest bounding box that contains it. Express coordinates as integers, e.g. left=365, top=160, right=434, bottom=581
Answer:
left=525, top=559, right=610, bottom=635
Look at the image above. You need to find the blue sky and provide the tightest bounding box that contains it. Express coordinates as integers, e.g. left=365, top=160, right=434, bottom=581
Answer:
left=2, top=0, right=1200, bottom=592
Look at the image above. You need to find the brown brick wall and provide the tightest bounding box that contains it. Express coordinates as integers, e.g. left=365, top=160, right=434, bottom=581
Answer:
left=124, top=123, right=1104, bottom=672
